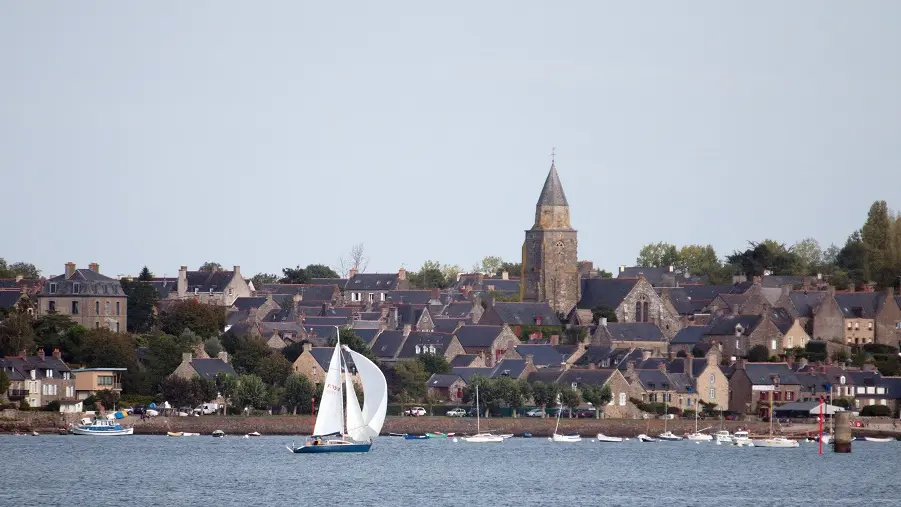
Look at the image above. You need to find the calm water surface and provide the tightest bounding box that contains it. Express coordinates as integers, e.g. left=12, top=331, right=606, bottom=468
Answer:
left=1, top=435, right=896, bottom=506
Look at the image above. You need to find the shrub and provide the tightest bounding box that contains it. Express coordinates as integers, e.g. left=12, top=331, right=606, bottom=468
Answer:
left=860, top=405, right=891, bottom=417
left=44, top=400, right=60, bottom=412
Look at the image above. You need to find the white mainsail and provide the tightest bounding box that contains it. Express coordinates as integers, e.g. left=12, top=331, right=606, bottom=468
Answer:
left=345, top=347, right=388, bottom=438
left=312, top=343, right=345, bottom=436
left=344, top=361, right=368, bottom=442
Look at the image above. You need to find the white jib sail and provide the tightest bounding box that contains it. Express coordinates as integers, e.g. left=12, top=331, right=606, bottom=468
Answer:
left=344, top=364, right=367, bottom=442
left=345, top=347, right=388, bottom=438
left=312, top=344, right=344, bottom=436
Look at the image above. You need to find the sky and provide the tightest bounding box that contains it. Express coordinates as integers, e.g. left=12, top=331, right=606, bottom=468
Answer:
left=2, top=1, right=900, bottom=279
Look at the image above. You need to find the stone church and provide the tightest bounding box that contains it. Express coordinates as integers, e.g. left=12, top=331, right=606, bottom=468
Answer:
left=521, top=162, right=580, bottom=315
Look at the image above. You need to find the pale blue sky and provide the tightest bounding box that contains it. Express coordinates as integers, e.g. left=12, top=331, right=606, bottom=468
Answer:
left=2, top=2, right=899, bottom=278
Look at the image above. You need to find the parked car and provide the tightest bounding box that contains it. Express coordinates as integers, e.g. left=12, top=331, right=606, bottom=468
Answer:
left=525, top=408, right=545, bottom=417
left=404, top=406, right=427, bottom=417
left=446, top=408, right=467, bottom=417
left=131, top=406, right=146, bottom=415
left=574, top=408, right=597, bottom=418
left=466, top=407, right=484, bottom=417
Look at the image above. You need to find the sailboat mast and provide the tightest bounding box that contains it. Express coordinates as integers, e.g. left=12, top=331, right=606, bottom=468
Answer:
left=475, top=385, right=480, bottom=434
left=336, top=325, right=346, bottom=436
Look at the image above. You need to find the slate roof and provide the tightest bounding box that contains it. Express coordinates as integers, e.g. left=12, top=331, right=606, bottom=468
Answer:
left=452, top=367, right=496, bottom=384
left=0, top=290, right=23, bottom=309
left=834, top=292, right=885, bottom=319
left=558, top=369, right=615, bottom=387
left=385, top=291, right=438, bottom=305
left=0, top=354, right=72, bottom=379
left=322, top=307, right=356, bottom=318
left=636, top=370, right=678, bottom=391
left=149, top=279, right=176, bottom=299
left=761, top=276, right=814, bottom=289
left=769, top=307, right=795, bottom=334
left=395, top=332, right=455, bottom=359
left=301, top=317, right=348, bottom=326
left=449, top=354, right=480, bottom=367
left=537, top=163, right=569, bottom=206
left=357, top=311, right=383, bottom=321
left=793, top=372, right=831, bottom=394
left=371, top=330, right=405, bottom=359
left=395, top=304, right=427, bottom=327
left=307, top=347, right=356, bottom=372
left=427, top=374, right=464, bottom=388
left=226, top=310, right=251, bottom=327
left=599, top=323, right=666, bottom=342
left=480, top=279, right=521, bottom=294
left=526, top=369, right=565, bottom=384
left=179, top=270, right=237, bottom=293
left=659, top=288, right=694, bottom=315
left=44, top=269, right=123, bottom=296
left=433, top=318, right=463, bottom=334
left=513, top=344, right=578, bottom=367
left=258, top=284, right=338, bottom=302
left=346, top=273, right=400, bottom=291
left=308, top=278, right=348, bottom=287
left=577, top=278, right=637, bottom=310
left=705, top=315, right=763, bottom=336
left=454, top=325, right=504, bottom=348
left=666, top=357, right=709, bottom=378
left=231, top=297, right=269, bottom=311
left=441, top=302, right=474, bottom=319
left=670, top=326, right=708, bottom=345
left=354, top=328, right=381, bottom=346
left=487, top=302, right=560, bottom=326
left=190, top=358, right=237, bottom=380
left=493, top=359, right=528, bottom=379
left=880, top=377, right=901, bottom=398
left=741, top=363, right=800, bottom=385
left=302, top=325, right=340, bottom=342
left=788, top=291, right=828, bottom=318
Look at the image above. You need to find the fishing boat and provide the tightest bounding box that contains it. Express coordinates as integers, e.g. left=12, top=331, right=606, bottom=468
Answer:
left=461, top=385, right=503, bottom=443
left=596, top=433, right=624, bottom=443
left=637, top=434, right=658, bottom=443
left=864, top=436, right=894, bottom=443
left=72, top=417, right=134, bottom=436
left=404, top=434, right=428, bottom=440
left=212, top=430, right=225, bottom=438
left=686, top=411, right=712, bottom=441
left=753, top=436, right=799, bottom=448
left=549, top=401, right=581, bottom=442
left=714, top=430, right=732, bottom=444
left=167, top=431, right=200, bottom=437
left=288, top=332, right=388, bottom=454
left=732, top=430, right=753, bottom=446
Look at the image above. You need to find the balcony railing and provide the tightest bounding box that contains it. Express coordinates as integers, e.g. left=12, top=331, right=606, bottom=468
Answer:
left=96, top=383, right=122, bottom=391
left=7, top=389, right=29, bottom=399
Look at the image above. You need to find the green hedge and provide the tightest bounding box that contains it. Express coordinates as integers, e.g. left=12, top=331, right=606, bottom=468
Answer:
left=860, top=405, right=891, bottom=417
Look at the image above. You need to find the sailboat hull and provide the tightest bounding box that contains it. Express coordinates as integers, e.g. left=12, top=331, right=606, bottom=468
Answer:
left=293, top=442, right=373, bottom=453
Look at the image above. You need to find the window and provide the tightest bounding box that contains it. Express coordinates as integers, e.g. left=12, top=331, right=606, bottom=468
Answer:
left=787, top=336, right=793, bottom=348
left=46, top=369, right=53, bottom=378
left=228, top=288, right=233, bottom=296
left=854, top=399, right=860, bottom=408
left=854, top=322, right=859, bottom=330
left=759, top=392, right=768, bottom=401
left=63, top=372, right=70, bottom=380
left=708, top=388, right=715, bottom=400
left=98, top=375, right=114, bottom=386
left=415, top=345, right=421, bottom=354
left=368, top=293, right=374, bottom=303
left=95, top=322, right=100, bottom=329
left=877, top=387, right=885, bottom=394
left=66, top=386, right=74, bottom=398
left=95, top=301, right=100, bottom=314
left=618, top=393, right=626, bottom=406
left=194, top=287, right=199, bottom=295
left=866, top=386, right=875, bottom=394
left=72, top=301, right=79, bottom=315
left=770, top=339, right=777, bottom=350
left=49, top=283, right=57, bottom=294
left=115, top=322, right=120, bottom=333
left=116, top=302, right=120, bottom=315
left=634, top=296, right=650, bottom=323
left=857, top=387, right=864, bottom=394
left=687, top=398, right=692, bottom=407
left=735, top=339, right=739, bottom=351
left=73, top=283, right=80, bottom=294
left=786, top=392, right=793, bottom=401
left=48, top=301, right=56, bottom=312
left=103, top=285, right=108, bottom=294
left=896, top=322, right=901, bottom=329
left=847, top=322, right=852, bottom=330
left=867, top=322, right=872, bottom=330
left=42, top=384, right=48, bottom=395
left=880, top=399, right=887, bottom=406
left=380, top=293, right=386, bottom=302
left=351, top=293, right=361, bottom=302
left=105, top=301, right=110, bottom=315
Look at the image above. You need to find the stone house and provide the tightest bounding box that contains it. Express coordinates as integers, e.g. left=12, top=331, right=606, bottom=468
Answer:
left=160, top=265, right=251, bottom=307
left=291, top=343, right=359, bottom=386
left=514, top=343, right=585, bottom=368
left=556, top=368, right=644, bottom=419
left=667, top=326, right=709, bottom=356
left=577, top=276, right=682, bottom=339
left=625, top=363, right=700, bottom=413
left=779, top=317, right=811, bottom=350
left=591, top=322, right=669, bottom=356
left=370, top=330, right=408, bottom=362
left=727, top=362, right=802, bottom=417
left=37, top=262, right=128, bottom=332
left=255, top=284, right=343, bottom=308
left=0, top=349, right=75, bottom=408
left=452, top=325, right=523, bottom=366
left=833, top=290, right=901, bottom=346
left=478, top=302, right=561, bottom=328
left=171, top=352, right=237, bottom=382
left=665, top=347, right=730, bottom=410
left=345, top=270, right=410, bottom=306
left=702, top=313, right=784, bottom=359
left=426, top=373, right=467, bottom=402
left=393, top=332, right=464, bottom=362
left=437, top=301, right=483, bottom=323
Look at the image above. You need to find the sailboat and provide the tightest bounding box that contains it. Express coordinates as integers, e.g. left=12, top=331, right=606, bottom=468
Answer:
left=752, top=393, right=798, bottom=449
left=289, top=335, right=388, bottom=454
left=460, top=385, right=503, bottom=443
left=550, top=402, right=581, bottom=442
left=657, top=400, right=682, bottom=441
left=686, top=410, right=712, bottom=441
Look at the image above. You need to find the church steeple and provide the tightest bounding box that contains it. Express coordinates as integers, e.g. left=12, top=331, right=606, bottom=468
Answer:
left=536, top=163, right=569, bottom=206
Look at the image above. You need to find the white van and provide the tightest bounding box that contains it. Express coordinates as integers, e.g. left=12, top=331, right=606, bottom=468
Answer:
left=192, top=403, right=220, bottom=415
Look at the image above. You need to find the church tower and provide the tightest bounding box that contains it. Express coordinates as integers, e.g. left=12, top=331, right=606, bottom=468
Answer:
left=521, top=161, right=580, bottom=315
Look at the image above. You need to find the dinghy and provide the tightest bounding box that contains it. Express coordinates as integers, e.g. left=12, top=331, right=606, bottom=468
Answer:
left=404, top=434, right=428, bottom=440
left=289, top=333, right=388, bottom=454
left=637, top=434, right=658, bottom=443
left=596, top=433, right=624, bottom=443
left=864, top=436, right=894, bottom=443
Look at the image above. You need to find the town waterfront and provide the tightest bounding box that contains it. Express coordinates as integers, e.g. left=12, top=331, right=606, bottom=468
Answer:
left=2, top=435, right=896, bottom=506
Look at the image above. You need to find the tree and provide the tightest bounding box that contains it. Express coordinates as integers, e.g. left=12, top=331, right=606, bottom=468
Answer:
left=596, top=269, right=613, bottom=279
left=280, top=341, right=306, bottom=363
left=255, top=353, right=293, bottom=386
left=493, top=376, right=527, bottom=417
left=192, top=376, right=218, bottom=403
left=33, top=314, right=85, bottom=363
left=793, top=238, right=824, bottom=275
left=417, top=353, right=451, bottom=375
left=159, top=300, right=226, bottom=338
left=283, top=374, right=315, bottom=414
left=530, top=381, right=558, bottom=417
left=216, top=373, right=239, bottom=415
left=393, top=360, right=429, bottom=400
left=141, top=332, right=190, bottom=393
left=328, top=327, right=374, bottom=360
left=591, top=305, right=618, bottom=324
left=581, top=385, right=612, bottom=418
left=747, top=345, right=770, bottom=362
left=461, top=375, right=501, bottom=417
left=0, top=260, right=40, bottom=279
left=279, top=266, right=309, bottom=284
left=0, top=370, right=10, bottom=398
left=199, top=262, right=222, bottom=272
left=860, top=405, right=891, bottom=417
left=95, top=389, right=120, bottom=411
left=250, top=273, right=278, bottom=288
left=498, top=262, right=522, bottom=277
left=676, top=245, right=721, bottom=278
left=408, top=260, right=450, bottom=289
left=121, top=267, right=160, bottom=333
left=636, top=242, right=678, bottom=268
left=229, top=334, right=272, bottom=375
left=236, top=374, right=268, bottom=411
left=690, top=345, right=707, bottom=358
left=338, top=243, right=369, bottom=278
left=0, top=311, right=36, bottom=357
left=474, top=256, right=504, bottom=275
left=160, top=375, right=200, bottom=408
left=837, top=232, right=871, bottom=287
left=727, top=240, right=800, bottom=278
left=305, top=264, right=339, bottom=279
left=203, top=337, right=222, bottom=358
left=559, top=386, right=582, bottom=418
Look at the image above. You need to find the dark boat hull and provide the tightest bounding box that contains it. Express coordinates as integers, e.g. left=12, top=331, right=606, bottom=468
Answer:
left=404, top=434, right=428, bottom=440
left=293, top=442, right=372, bottom=453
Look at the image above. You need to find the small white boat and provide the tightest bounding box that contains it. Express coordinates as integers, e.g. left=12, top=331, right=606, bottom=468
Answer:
left=550, top=433, right=582, bottom=442
left=498, top=434, right=514, bottom=439
left=714, top=430, right=732, bottom=444
left=167, top=432, right=200, bottom=437
left=596, top=433, right=624, bottom=443
left=72, top=417, right=134, bottom=436
left=732, top=430, right=753, bottom=446
left=818, top=433, right=833, bottom=444
left=686, top=432, right=713, bottom=441
left=637, top=434, right=658, bottom=443
left=246, top=431, right=262, bottom=437
left=460, top=386, right=503, bottom=443
left=752, top=436, right=799, bottom=448
left=864, top=436, right=894, bottom=443
left=657, top=431, right=683, bottom=441
left=212, top=430, right=225, bottom=438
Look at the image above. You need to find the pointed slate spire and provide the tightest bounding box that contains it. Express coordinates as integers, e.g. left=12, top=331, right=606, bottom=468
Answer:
left=537, top=163, right=568, bottom=206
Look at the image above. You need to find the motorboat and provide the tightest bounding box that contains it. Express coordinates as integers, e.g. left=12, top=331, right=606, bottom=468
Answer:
left=657, top=431, right=683, bottom=441
left=714, top=431, right=732, bottom=444
left=637, top=434, right=658, bottom=443
left=460, top=386, right=503, bottom=443
left=864, top=436, right=895, bottom=443
left=388, top=433, right=405, bottom=437
left=288, top=336, right=388, bottom=454
left=732, top=430, right=753, bottom=446
left=499, top=434, right=514, bottom=439
left=72, top=417, right=134, bottom=436
left=404, top=434, right=428, bottom=440
left=550, top=433, right=582, bottom=443
left=522, top=432, right=533, bottom=438
left=246, top=432, right=262, bottom=437
left=816, top=433, right=833, bottom=444
left=752, top=436, right=799, bottom=448
left=687, top=432, right=713, bottom=441
left=596, top=433, right=624, bottom=443
left=167, top=432, right=200, bottom=437
left=212, top=430, right=225, bottom=438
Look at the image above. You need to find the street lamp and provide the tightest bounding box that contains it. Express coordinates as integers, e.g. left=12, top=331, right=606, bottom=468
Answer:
left=771, top=375, right=781, bottom=436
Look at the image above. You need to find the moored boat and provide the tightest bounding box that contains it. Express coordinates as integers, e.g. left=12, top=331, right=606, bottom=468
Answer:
left=461, top=386, right=503, bottom=443
left=246, top=431, right=261, bottom=437
left=752, top=436, right=799, bottom=448
left=864, top=436, right=894, bottom=443
left=657, top=431, right=683, bottom=441
left=212, top=430, right=225, bottom=438
left=596, top=433, right=624, bottom=443
left=72, top=417, right=133, bottom=436
left=637, top=434, right=658, bottom=443
left=687, top=432, right=713, bottom=441
left=404, top=434, right=428, bottom=440
left=732, top=431, right=753, bottom=446
left=714, top=430, right=732, bottom=444
left=550, top=433, right=581, bottom=442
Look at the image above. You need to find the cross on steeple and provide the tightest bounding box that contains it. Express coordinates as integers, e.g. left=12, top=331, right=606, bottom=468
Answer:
left=550, top=147, right=556, bottom=165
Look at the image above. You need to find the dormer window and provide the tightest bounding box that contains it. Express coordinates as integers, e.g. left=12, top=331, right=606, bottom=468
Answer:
left=194, top=287, right=199, bottom=295
left=415, top=345, right=421, bottom=354
left=535, top=316, right=542, bottom=326
left=49, top=283, right=57, bottom=294
left=73, top=283, right=81, bottom=294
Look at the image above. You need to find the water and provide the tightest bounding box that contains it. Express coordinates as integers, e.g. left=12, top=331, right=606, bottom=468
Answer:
left=1, top=435, right=896, bottom=506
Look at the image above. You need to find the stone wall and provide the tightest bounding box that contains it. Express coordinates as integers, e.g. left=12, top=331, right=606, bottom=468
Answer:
left=876, top=292, right=901, bottom=346
left=616, top=278, right=682, bottom=339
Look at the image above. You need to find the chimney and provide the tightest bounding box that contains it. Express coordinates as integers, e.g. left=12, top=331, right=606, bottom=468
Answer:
left=430, top=288, right=440, bottom=300
left=657, top=362, right=667, bottom=373
left=684, top=355, right=693, bottom=378
left=349, top=268, right=358, bottom=279
left=735, top=358, right=746, bottom=370
left=550, top=334, right=560, bottom=346
left=625, top=361, right=636, bottom=382
left=37, top=348, right=45, bottom=360
left=619, top=265, right=626, bottom=273
left=64, top=262, right=76, bottom=278
left=525, top=354, right=534, bottom=368
left=600, top=317, right=607, bottom=327
left=588, top=362, right=597, bottom=370
left=88, top=262, right=99, bottom=273
left=178, top=265, right=188, bottom=297
left=641, top=350, right=652, bottom=362
left=798, top=357, right=809, bottom=370
left=501, top=271, right=509, bottom=280
left=52, top=348, right=61, bottom=360
left=217, top=351, right=229, bottom=363
left=302, top=343, right=312, bottom=353
left=827, top=285, right=836, bottom=297
left=403, top=324, right=412, bottom=335
left=397, top=267, right=406, bottom=281
left=182, top=352, right=192, bottom=364
left=233, top=265, right=241, bottom=277
left=781, top=284, right=792, bottom=297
